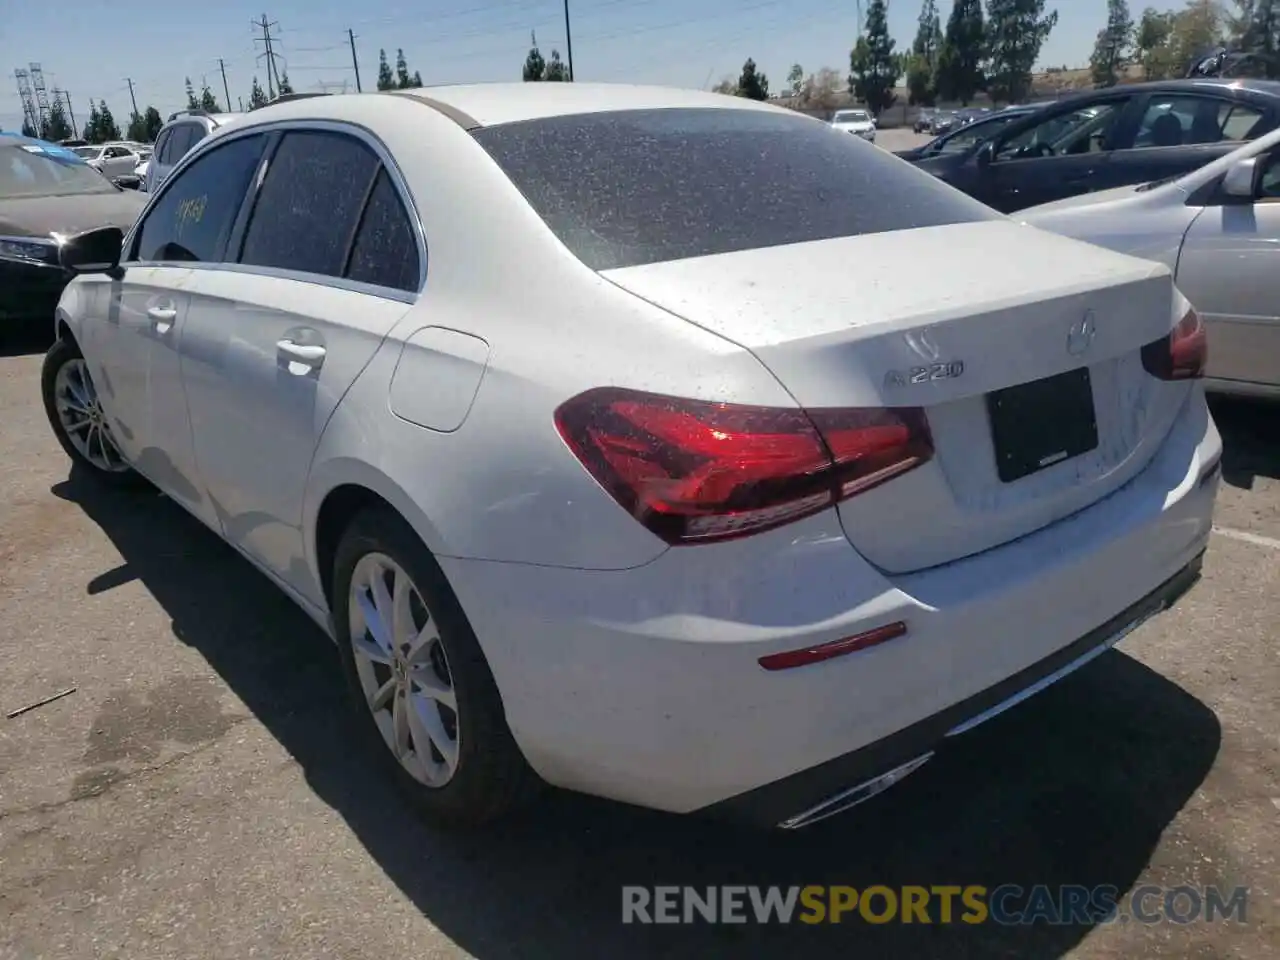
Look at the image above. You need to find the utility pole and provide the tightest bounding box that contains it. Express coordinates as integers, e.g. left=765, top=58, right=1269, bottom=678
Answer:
left=218, top=59, right=232, bottom=113
left=348, top=28, right=362, bottom=92
left=125, top=78, right=139, bottom=123
left=63, top=90, right=76, bottom=132
left=254, top=14, right=283, bottom=98
left=238, top=96, right=245, bottom=111
left=563, top=0, right=575, bottom=81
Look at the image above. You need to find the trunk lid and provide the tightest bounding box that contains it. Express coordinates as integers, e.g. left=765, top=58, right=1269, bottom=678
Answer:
left=601, top=220, right=1187, bottom=573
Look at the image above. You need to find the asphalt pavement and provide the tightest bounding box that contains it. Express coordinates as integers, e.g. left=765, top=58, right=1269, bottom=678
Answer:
left=1, top=277, right=1278, bottom=956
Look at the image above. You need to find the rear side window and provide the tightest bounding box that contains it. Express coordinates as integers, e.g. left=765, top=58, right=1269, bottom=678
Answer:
left=472, top=107, right=999, bottom=270
left=238, top=130, right=380, bottom=278
left=159, top=124, right=195, bottom=164
left=344, top=169, right=421, bottom=291
left=133, top=134, right=268, bottom=262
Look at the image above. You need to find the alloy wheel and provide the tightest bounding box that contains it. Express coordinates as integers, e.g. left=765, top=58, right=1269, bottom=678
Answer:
left=53, top=359, right=129, bottom=474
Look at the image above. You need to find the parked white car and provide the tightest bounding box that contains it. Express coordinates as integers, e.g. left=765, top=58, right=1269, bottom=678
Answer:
left=42, top=84, right=1219, bottom=830
left=1021, top=126, right=1280, bottom=400
left=70, top=142, right=141, bottom=179
left=831, top=108, right=877, bottom=141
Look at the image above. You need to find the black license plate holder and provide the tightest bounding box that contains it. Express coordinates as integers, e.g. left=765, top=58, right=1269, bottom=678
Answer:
left=986, top=367, right=1099, bottom=483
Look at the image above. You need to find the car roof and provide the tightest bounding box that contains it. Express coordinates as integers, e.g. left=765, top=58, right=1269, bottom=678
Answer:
left=240, top=83, right=782, bottom=130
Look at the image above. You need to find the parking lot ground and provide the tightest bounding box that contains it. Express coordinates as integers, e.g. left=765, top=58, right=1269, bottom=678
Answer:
left=1, top=338, right=1277, bottom=959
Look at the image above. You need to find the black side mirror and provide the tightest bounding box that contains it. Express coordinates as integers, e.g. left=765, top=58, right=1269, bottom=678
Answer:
left=59, top=226, right=124, bottom=278
left=111, top=176, right=141, bottom=190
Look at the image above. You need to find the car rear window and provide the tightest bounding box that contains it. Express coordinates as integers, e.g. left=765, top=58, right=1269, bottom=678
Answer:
left=471, top=107, right=999, bottom=271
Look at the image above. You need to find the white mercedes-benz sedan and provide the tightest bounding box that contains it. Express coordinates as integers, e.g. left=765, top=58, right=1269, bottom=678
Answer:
left=41, top=83, right=1221, bottom=830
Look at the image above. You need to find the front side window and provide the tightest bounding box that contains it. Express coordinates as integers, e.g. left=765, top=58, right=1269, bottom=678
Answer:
left=238, top=130, right=380, bottom=278
left=473, top=108, right=999, bottom=271
left=995, top=100, right=1128, bottom=160
left=1133, top=95, right=1265, bottom=148
left=133, top=134, right=267, bottom=263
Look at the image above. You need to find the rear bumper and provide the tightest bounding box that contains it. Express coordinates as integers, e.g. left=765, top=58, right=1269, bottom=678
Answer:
left=440, top=388, right=1220, bottom=818
left=708, top=550, right=1205, bottom=828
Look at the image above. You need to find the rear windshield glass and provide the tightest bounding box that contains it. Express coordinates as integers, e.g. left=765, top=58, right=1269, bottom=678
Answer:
left=472, top=107, right=999, bottom=271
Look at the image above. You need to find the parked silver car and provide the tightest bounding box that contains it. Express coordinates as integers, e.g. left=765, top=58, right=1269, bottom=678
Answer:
left=146, top=109, right=243, bottom=193
left=1020, top=127, right=1280, bottom=399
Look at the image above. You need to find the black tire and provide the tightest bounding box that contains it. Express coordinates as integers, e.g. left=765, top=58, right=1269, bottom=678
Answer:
left=41, top=336, right=145, bottom=488
left=331, top=505, right=542, bottom=828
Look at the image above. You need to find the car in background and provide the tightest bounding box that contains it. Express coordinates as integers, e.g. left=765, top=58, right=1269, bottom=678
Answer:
left=1021, top=125, right=1280, bottom=399
left=0, top=133, right=146, bottom=331
left=930, top=111, right=960, bottom=134
left=911, top=79, right=1280, bottom=212
left=133, top=147, right=153, bottom=188
left=71, top=142, right=144, bottom=180
left=146, top=109, right=244, bottom=193
left=42, top=85, right=1218, bottom=831
left=913, top=109, right=939, bottom=133
left=896, top=104, right=1043, bottom=161
left=830, top=108, right=876, bottom=141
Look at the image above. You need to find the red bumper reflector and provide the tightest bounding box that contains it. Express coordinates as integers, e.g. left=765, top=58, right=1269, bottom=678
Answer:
left=758, top=621, right=908, bottom=672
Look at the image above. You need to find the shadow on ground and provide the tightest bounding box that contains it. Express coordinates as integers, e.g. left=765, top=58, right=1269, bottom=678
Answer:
left=0, top=327, right=53, bottom=359
left=54, top=469, right=1222, bottom=959
left=1210, top=396, right=1280, bottom=490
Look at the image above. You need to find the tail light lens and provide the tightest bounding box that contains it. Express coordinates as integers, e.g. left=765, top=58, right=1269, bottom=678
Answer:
left=1141, top=308, right=1206, bottom=381
left=553, top=387, right=933, bottom=545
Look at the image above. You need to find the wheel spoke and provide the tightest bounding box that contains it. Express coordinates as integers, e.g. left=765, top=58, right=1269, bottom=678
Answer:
left=404, top=621, right=439, bottom=665
left=64, top=416, right=92, bottom=434
left=408, top=694, right=458, bottom=774
left=368, top=677, right=396, bottom=711
left=410, top=668, right=456, bottom=711
left=355, top=585, right=394, bottom=659
left=390, top=571, right=415, bottom=650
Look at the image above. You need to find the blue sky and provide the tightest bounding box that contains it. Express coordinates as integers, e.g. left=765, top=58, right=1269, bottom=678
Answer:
left=2, top=0, right=1185, bottom=133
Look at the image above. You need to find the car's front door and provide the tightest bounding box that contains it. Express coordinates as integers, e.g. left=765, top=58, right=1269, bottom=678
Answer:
left=1175, top=150, right=1280, bottom=392
left=1106, top=92, right=1272, bottom=189
left=103, top=146, right=135, bottom=178
left=93, top=131, right=271, bottom=526
left=178, top=127, right=421, bottom=602
left=976, top=95, right=1137, bottom=212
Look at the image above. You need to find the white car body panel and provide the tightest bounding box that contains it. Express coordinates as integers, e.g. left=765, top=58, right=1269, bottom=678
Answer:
left=1022, top=126, right=1280, bottom=396
left=55, top=84, right=1221, bottom=820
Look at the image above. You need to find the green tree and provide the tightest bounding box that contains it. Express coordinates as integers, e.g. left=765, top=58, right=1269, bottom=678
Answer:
left=199, top=83, right=221, bottom=112
left=395, top=48, right=412, bottom=88
left=97, top=101, right=120, bottom=140
left=985, top=0, right=1058, bottom=103
left=377, top=49, right=396, bottom=91
left=737, top=57, right=769, bottom=99
left=937, top=0, right=986, bottom=103
left=849, top=0, right=900, bottom=114
left=411, top=71, right=424, bottom=87
left=83, top=101, right=101, bottom=142
left=142, top=106, right=163, bottom=141
left=126, top=110, right=147, bottom=142
left=523, top=33, right=546, bottom=81
left=545, top=49, right=570, bottom=81
left=249, top=77, right=269, bottom=109
left=1135, top=7, right=1177, bottom=78
left=1233, top=0, right=1279, bottom=71
left=43, top=98, right=72, bottom=141
left=1091, top=0, right=1135, bottom=86
left=277, top=72, right=294, bottom=95
left=907, top=0, right=944, bottom=104
left=1166, top=0, right=1225, bottom=71
left=787, top=63, right=805, bottom=96
left=185, top=77, right=199, bottom=111
left=711, top=76, right=737, bottom=94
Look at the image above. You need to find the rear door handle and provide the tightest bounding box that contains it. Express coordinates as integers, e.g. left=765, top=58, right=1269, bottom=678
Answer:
left=277, top=339, right=326, bottom=371
left=147, top=305, right=177, bottom=334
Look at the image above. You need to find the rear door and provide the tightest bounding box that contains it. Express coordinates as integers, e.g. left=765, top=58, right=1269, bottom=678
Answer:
left=1175, top=147, right=1280, bottom=391
left=178, top=126, right=419, bottom=603
left=1105, top=91, right=1273, bottom=188
left=978, top=94, right=1139, bottom=211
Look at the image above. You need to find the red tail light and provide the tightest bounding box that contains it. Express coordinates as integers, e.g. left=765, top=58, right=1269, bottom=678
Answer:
left=553, top=387, right=933, bottom=545
left=1141, top=308, right=1206, bottom=381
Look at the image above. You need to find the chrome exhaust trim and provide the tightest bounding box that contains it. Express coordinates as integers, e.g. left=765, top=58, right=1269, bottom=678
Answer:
left=776, top=752, right=934, bottom=830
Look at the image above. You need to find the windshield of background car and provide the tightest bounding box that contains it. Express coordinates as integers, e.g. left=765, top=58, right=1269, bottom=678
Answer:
left=0, top=143, right=116, bottom=198
left=932, top=113, right=1023, bottom=153
left=472, top=108, right=1001, bottom=270
left=835, top=111, right=870, bottom=123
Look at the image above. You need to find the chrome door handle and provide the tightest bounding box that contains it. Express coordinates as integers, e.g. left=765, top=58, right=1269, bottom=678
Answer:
left=277, top=339, right=326, bottom=370
left=147, top=305, right=176, bottom=334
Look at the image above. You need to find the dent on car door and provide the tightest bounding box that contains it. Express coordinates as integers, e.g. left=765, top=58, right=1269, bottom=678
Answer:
left=109, top=132, right=271, bottom=525
left=980, top=98, right=1131, bottom=211
left=1107, top=94, right=1269, bottom=188
left=1175, top=150, right=1280, bottom=390
left=178, top=128, right=419, bottom=603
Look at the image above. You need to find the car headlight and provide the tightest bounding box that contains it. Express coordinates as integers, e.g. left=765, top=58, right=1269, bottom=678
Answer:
left=0, top=236, right=60, bottom=267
